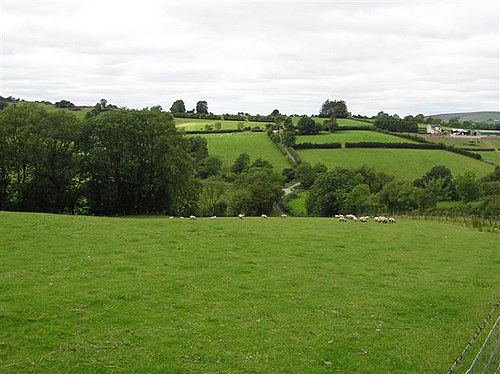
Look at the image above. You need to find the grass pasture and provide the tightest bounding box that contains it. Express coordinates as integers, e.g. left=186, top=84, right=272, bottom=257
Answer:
left=296, top=130, right=417, bottom=145
left=175, top=118, right=271, bottom=131
left=474, top=151, right=500, bottom=166
left=296, top=149, right=495, bottom=180
left=0, top=212, right=498, bottom=373
left=291, top=117, right=372, bottom=128
left=200, top=132, right=291, bottom=171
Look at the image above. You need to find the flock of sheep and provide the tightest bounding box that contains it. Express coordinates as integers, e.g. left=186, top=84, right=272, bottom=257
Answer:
left=168, top=213, right=396, bottom=222
left=335, top=214, right=396, bottom=223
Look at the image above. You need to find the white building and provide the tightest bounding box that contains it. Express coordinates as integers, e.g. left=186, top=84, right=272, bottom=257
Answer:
left=426, top=124, right=442, bottom=134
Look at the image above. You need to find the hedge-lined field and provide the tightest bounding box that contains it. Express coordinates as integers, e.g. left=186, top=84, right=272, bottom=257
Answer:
left=1, top=212, right=498, bottom=373
left=474, top=151, right=500, bottom=165
left=296, top=131, right=417, bottom=145
left=296, top=149, right=495, bottom=180
left=291, top=117, right=372, bottom=128
left=200, top=132, right=291, bottom=171
left=175, top=118, right=271, bottom=130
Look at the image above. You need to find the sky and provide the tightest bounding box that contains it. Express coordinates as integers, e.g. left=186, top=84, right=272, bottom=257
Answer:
left=1, top=0, right=499, bottom=116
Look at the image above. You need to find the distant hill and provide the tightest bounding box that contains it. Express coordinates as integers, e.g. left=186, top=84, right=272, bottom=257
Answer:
left=425, top=111, right=500, bottom=123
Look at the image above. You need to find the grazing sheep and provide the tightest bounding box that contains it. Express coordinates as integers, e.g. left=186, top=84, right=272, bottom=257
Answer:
left=238, top=213, right=245, bottom=219
left=338, top=216, right=347, bottom=222
left=210, top=215, right=217, bottom=219
left=388, top=217, right=396, bottom=224
left=359, top=216, right=369, bottom=223
left=346, top=214, right=357, bottom=220
left=352, top=217, right=359, bottom=222
left=378, top=216, right=388, bottom=223
left=169, top=216, right=174, bottom=220
left=261, top=214, right=268, bottom=219
left=189, top=215, right=197, bottom=220
left=280, top=214, right=287, bottom=218
left=180, top=216, right=184, bottom=219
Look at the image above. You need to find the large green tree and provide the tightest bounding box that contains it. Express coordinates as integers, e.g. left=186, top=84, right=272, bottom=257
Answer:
left=319, top=100, right=349, bottom=118
left=79, top=107, right=196, bottom=215
left=196, top=101, right=208, bottom=114
left=170, top=99, right=186, bottom=114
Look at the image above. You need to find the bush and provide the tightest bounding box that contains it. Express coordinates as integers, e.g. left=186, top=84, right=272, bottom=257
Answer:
left=294, top=142, right=342, bottom=149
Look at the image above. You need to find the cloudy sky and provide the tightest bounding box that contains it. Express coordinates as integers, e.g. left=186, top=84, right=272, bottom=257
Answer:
left=1, top=0, right=499, bottom=116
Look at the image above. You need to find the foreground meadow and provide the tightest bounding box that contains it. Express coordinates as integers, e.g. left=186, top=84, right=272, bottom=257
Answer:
left=0, top=212, right=498, bottom=373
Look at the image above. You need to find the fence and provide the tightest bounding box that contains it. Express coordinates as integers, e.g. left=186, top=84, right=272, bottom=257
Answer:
left=465, top=315, right=500, bottom=374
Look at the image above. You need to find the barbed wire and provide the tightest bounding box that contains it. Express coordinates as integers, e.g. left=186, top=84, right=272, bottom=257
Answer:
left=447, top=300, right=500, bottom=374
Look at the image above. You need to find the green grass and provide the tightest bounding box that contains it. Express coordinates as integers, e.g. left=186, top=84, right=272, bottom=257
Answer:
left=0, top=212, right=498, bottom=373
left=199, top=132, right=291, bottom=171
left=175, top=118, right=271, bottom=131
left=291, top=117, right=372, bottom=128
left=474, top=151, right=500, bottom=165
left=296, top=149, right=495, bottom=181
left=286, top=191, right=308, bottom=214
left=31, top=102, right=90, bottom=120
left=296, top=131, right=416, bottom=145
left=422, top=135, right=500, bottom=150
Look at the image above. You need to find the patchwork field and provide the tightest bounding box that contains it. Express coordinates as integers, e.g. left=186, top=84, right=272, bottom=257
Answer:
left=422, top=135, right=500, bottom=150
left=175, top=118, right=271, bottom=131
left=291, top=117, right=372, bottom=128
left=474, top=151, right=500, bottom=166
left=296, top=131, right=417, bottom=145
left=0, top=212, right=498, bottom=373
left=200, top=132, right=291, bottom=171
left=296, top=149, right=495, bottom=181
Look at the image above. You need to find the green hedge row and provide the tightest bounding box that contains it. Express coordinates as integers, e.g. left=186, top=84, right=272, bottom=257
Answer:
left=294, top=142, right=342, bottom=149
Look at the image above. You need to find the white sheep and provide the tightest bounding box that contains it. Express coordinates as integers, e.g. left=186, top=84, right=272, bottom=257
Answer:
left=210, top=215, right=217, bottom=219
left=359, top=216, right=369, bottom=222
left=169, top=216, right=174, bottom=220
left=261, top=214, right=268, bottom=219
left=189, top=215, right=197, bottom=220
left=388, top=217, right=396, bottom=224
left=280, top=214, right=287, bottom=218
left=238, top=213, right=245, bottom=219
left=338, top=216, right=347, bottom=222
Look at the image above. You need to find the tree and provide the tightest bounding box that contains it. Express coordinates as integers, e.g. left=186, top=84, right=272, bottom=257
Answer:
left=198, top=156, right=223, bottom=179
left=79, top=107, right=196, bottom=215
left=414, top=166, right=455, bottom=200
left=306, top=168, right=364, bottom=216
left=297, top=116, right=319, bottom=135
left=455, top=172, right=483, bottom=203
left=196, top=101, right=208, bottom=114
left=54, top=99, right=75, bottom=108
left=319, top=100, right=349, bottom=118
left=282, top=131, right=296, bottom=147
left=170, top=100, right=186, bottom=114
left=379, top=180, right=418, bottom=212
left=189, top=136, right=209, bottom=165
left=271, top=109, right=280, bottom=116
left=323, top=117, right=338, bottom=132
left=231, top=153, right=250, bottom=174
left=198, top=177, right=227, bottom=216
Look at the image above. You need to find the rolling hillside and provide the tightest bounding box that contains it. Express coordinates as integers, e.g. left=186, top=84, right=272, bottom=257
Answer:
left=425, top=111, right=500, bottom=123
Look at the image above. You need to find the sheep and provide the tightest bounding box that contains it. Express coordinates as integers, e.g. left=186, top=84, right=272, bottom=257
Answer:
left=388, top=217, right=397, bottom=224
left=346, top=214, right=357, bottom=220
left=238, top=213, right=245, bottom=219
left=359, top=216, right=369, bottom=223
left=210, top=215, right=217, bottom=219
left=280, top=214, right=287, bottom=218
left=352, top=217, right=359, bottom=222
left=261, top=214, right=268, bottom=219
left=377, top=216, right=388, bottom=223
left=189, top=215, right=197, bottom=220
left=169, top=216, right=174, bottom=220
left=338, top=216, right=347, bottom=222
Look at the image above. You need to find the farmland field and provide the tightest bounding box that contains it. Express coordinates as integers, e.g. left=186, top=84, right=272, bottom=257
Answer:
left=296, top=149, right=495, bottom=180
left=422, top=135, right=500, bottom=150
left=175, top=118, right=271, bottom=131
left=474, top=151, right=500, bottom=165
left=296, top=130, right=416, bottom=145
left=199, top=132, right=291, bottom=170
left=291, top=117, right=372, bottom=128
left=0, top=212, right=498, bottom=373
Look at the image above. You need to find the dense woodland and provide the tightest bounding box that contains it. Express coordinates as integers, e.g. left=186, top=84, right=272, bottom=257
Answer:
left=0, top=98, right=499, bottom=219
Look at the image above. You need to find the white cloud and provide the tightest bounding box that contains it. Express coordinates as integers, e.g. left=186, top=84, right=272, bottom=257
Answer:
left=1, top=0, right=498, bottom=116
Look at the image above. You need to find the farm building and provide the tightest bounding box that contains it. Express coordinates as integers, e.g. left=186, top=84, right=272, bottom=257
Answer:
left=470, top=129, right=500, bottom=137
left=450, top=128, right=470, bottom=136
left=426, top=124, right=442, bottom=134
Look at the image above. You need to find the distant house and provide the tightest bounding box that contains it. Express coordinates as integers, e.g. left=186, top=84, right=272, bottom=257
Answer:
left=426, top=124, right=442, bottom=134
left=451, top=128, right=470, bottom=136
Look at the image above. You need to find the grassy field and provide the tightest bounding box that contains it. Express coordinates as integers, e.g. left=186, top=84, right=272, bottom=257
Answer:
left=0, top=212, right=498, bottom=373
left=175, top=118, right=271, bottom=131
left=296, top=131, right=416, bottom=145
left=296, top=149, right=495, bottom=181
left=199, top=132, right=291, bottom=171
left=286, top=191, right=308, bottom=214
left=422, top=135, right=500, bottom=150
left=32, top=102, right=90, bottom=120
left=291, top=117, right=372, bottom=128
left=474, top=151, right=500, bottom=166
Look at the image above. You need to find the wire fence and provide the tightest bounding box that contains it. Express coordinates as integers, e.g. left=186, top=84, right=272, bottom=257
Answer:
left=465, top=315, right=500, bottom=374
left=448, top=301, right=500, bottom=374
